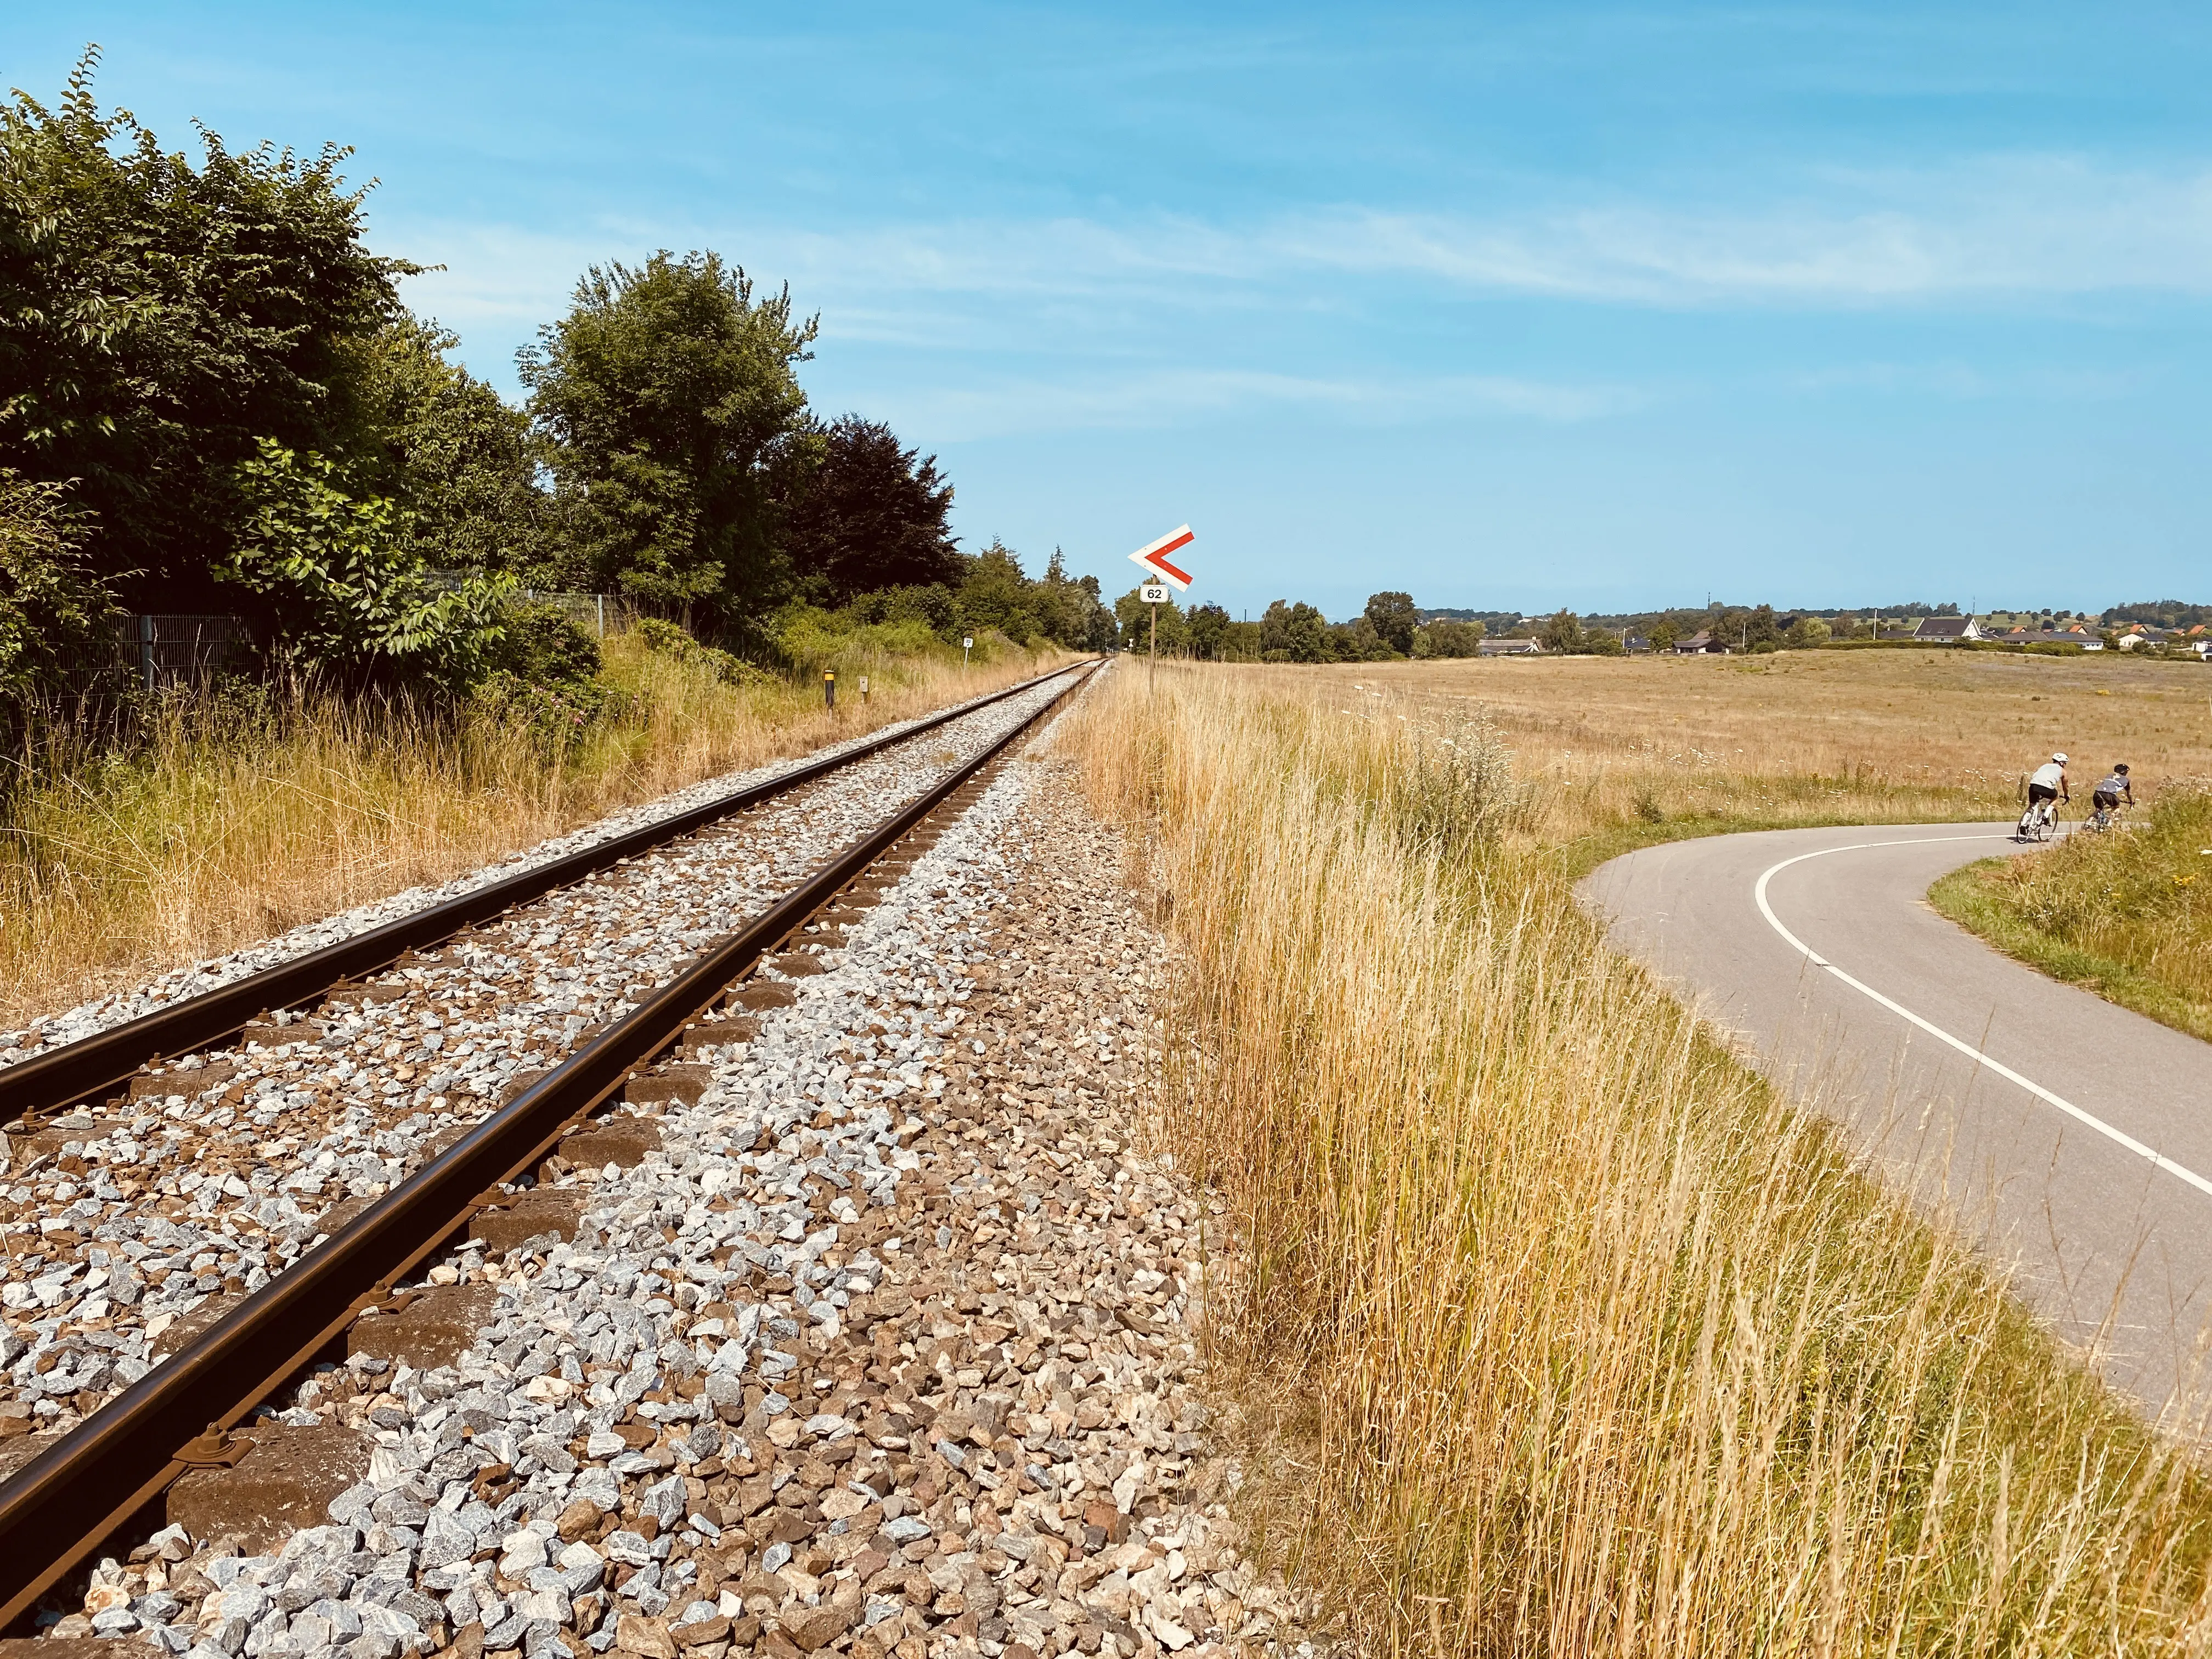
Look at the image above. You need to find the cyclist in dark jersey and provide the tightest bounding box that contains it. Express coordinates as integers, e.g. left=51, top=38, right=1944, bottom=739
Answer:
left=2092, top=764, right=2134, bottom=814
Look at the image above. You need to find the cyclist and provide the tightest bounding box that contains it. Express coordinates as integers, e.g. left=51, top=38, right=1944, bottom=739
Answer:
left=2089, top=763, right=2134, bottom=830
left=2018, top=752, right=2069, bottom=840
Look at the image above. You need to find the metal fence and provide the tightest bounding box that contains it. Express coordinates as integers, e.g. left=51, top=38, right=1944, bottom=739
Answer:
left=44, top=594, right=632, bottom=704
left=49, top=614, right=255, bottom=700
left=421, top=574, right=636, bottom=639
left=515, top=590, right=635, bottom=638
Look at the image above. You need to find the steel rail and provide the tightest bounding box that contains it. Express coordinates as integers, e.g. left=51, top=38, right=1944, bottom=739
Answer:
left=0, top=659, right=1097, bottom=1632
left=0, top=662, right=1089, bottom=1125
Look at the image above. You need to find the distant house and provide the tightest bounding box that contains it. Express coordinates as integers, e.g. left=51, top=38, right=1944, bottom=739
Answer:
left=1914, top=616, right=1984, bottom=642
left=1623, top=633, right=1651, bottom=653
left=1475, top=637, right=1544, bottom=657
left=1997, top=627, right=2104, bottom=650
left=1673, top=630, right=1730, bottom=654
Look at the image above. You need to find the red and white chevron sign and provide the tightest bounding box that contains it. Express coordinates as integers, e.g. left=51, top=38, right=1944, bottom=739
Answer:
left=1126, top=524, right=1194, bottom=590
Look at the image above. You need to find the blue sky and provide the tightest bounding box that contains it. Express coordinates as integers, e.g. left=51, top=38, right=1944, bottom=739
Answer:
left=7, top=3, right=2210, bottom=619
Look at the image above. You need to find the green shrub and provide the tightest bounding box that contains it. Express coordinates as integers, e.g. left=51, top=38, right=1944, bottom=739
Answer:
left=776, top=606, right=950, bottom=671
left=0, top=473, right=120, bottom=732
left=632, top=616, right=775, bottom=687
left=844, top=584, right=959, bottom=637
left=220, top=439, right=512, bottom=692
left=484, top=603, right=601, bottom=687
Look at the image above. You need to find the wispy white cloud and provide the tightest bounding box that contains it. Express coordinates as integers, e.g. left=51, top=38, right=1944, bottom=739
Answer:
left=1786, top=361, right=2150, bottom=399
left=850, top=366, right=1646, bottom=442
left=385, top=151, right=2212, bottom=441
left=1289, top=159, right=2212, bottom=304
left=395, top=154, right=2212, bottom=347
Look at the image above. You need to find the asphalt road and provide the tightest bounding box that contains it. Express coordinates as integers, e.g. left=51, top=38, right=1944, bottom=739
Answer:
left=1581, top=822, right=2212, bottom=1417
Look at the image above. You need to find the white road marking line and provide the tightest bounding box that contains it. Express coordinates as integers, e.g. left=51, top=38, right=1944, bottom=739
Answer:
left=1754, top=835, right=2212, bottom=1201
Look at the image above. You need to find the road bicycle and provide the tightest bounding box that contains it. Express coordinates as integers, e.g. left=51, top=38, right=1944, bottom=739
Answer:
left=2082, top=798, right=2130, bottom=834
left=2015, top=797, right=2063, bottom=842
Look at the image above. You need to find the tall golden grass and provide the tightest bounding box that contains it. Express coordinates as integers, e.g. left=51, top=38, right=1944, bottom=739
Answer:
left=1931, top=787, right=2212, bottom=1045
left=2, top=632, right=1064, bottom=1029
left=1063, top=663, right=2212, bottom=1655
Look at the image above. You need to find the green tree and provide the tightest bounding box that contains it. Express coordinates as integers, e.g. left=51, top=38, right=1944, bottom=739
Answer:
left=1187, top=602, right=1232, bottom=660
left=1285, top=602, right=1332, bottom=663
left=1414, top=618, right=1485, bottom=658
left=1335, top=616, right=1398, bottom=661
left=778, top=415, right=960, bottom=605
left=521, top=251, right=816, bottom=626
left=957, top=540, right=1040, bottom=642
left=1029, top=548, right=1116, bottom=650
left=352, top=315, right=550, bottom=575
left=1115, top=585, right=1189, bottom=653
left=0, top=473, right=120, bottom=740
left=218, top=439, right=511, bottom=691
left=1785, top=616, right=1832, bottom=649
left=1541, top=608, right=1585, bottom=653
left=1648, top=620, right=1678, bottom=653
left=0, top=52, right=413, bottom=610
left=1363, top=591, right=1417, bottom=656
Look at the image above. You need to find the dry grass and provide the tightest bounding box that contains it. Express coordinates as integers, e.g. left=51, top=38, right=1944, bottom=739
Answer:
left=1061, top=660, right=2212, bottom=1656
left=1930, top=788, right=2212, bottom=1045
left=1, top=634, right=1067, bottom=1029
left=1294, top=647, right=2212, bottom=865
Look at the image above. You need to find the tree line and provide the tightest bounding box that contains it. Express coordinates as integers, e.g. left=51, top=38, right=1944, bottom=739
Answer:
left=1113, top=590, right=1486, bottom=663
left=0, top=52, right=1112, bottom=713
left=1119, top=592, right=2066, bottom=663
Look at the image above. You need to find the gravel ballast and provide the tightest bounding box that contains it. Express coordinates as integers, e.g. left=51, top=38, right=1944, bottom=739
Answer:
left=18, top=677, right=1318, bottom=1659
left=0, top=679, right=1078, bottom=1437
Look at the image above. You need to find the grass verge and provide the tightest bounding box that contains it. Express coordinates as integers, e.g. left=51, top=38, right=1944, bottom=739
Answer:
left=1928, top=789, right=2212, bottom=1045
left=2, top=631, right=1066, bottom=1030
left=1062, top=662, right=2212, bottom=1655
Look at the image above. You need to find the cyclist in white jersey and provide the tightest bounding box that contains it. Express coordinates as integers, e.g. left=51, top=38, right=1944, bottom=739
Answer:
left=2017, top=753, right=2068, bottom=840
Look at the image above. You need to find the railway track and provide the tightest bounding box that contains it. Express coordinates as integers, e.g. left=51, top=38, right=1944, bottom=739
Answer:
left=0, top=662, right=1088, bottom=1122
left=0, top=665, right=1091, bottom=1434
left=0, top=662, right=1098, bottom=1634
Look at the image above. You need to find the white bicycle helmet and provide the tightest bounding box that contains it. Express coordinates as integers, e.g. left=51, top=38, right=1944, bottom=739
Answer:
left=2052, top=752, right=2068, bottom=764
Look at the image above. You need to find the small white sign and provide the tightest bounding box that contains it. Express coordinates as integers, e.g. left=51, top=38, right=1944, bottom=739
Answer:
left=961, top=636, right=973, bottom=648
left=1140, top=584, right=1169, bottom=605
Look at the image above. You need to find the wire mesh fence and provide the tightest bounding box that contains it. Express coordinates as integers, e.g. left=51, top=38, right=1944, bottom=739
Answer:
left=51, top=614, right=256, bottom=699
left=513, top=590, right=637, bottom=637
left=41, top=594, right=634, bottom=706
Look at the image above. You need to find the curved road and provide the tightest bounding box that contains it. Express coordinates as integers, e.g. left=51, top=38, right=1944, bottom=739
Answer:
left=1582, top=822, right=2212, bottom=1417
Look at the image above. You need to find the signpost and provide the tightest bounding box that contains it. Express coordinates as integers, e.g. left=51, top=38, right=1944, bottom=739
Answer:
left=962, top=635, right=973, bottom=668
left=1127, top=526, right=1195, bottom=686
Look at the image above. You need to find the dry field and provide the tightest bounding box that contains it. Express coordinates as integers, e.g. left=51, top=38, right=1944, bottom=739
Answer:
left=1062, top=656, right=2212, bottom=1656
left=0, top=637, right=1067, bottom=1028
left=1290, top=646, right=2212, bottom=859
